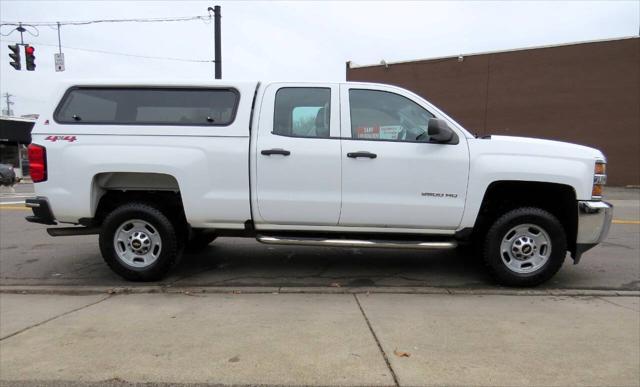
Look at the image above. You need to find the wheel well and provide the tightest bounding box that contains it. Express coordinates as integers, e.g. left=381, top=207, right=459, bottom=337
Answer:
left=89, top=173, right=188, bottom=239
left=474, top=181, right=578, bottom=254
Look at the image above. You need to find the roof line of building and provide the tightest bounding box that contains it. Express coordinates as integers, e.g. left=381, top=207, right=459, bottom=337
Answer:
left=0, top=116, right=37, bottom=123
left=347, top=35, right=639, bottom=69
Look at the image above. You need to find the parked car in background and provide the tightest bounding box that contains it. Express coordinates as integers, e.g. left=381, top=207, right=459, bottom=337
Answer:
left=0, top=163, right=18, bottom=186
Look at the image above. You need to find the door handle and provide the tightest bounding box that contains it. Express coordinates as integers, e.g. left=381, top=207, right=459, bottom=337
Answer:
left=347, top=151, right=377, bottom=159
left=261, top=148, right=291, bottom=156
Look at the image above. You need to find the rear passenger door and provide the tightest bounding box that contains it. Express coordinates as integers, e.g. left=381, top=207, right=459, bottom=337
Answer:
left=254, top=83, right=342, bottom=226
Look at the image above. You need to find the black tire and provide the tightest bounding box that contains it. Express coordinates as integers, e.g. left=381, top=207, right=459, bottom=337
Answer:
left=185, top=230, right=218, bottom=253
left=483, top=207, right=567, bottom=287
left=99, top=202, right=181, bottom=281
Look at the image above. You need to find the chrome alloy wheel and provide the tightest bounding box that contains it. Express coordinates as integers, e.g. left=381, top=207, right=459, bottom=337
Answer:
left=499, top=223, right=552, bottom=274
left=113, top=219, right=162, bottom=268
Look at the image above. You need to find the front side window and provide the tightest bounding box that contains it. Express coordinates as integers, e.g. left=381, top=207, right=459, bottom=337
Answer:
left=349, top=89, right=434, bottom=142
left=273, top=88, right=331, bottom=138
left=55, top=87, right=239, bottom=126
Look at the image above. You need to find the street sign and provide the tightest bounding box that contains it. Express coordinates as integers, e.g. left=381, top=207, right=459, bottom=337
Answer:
left=54, top=53, right=65, bottom=72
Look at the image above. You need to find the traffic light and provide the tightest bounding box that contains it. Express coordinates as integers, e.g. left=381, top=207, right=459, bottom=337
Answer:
left=8, top=44, right=20, bottom=70
left=25, top=45, right=35, bottom=71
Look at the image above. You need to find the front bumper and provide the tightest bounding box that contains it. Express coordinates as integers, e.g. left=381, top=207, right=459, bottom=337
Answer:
left=25, top=197, right=57, bottom=225
left=573, top=200, right=613, bottom=263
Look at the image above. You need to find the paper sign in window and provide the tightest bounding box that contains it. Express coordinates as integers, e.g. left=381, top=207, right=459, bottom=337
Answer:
left=356, top=125, right=403, bottom=140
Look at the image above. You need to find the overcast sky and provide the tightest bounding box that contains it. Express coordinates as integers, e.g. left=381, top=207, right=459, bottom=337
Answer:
left=1, top=0, right=638, bottom=116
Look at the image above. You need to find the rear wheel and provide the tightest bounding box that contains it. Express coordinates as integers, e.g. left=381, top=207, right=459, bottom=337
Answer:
left=483, top=207, right=566, bottom=287
left=99, top=202, right=180, bottom=281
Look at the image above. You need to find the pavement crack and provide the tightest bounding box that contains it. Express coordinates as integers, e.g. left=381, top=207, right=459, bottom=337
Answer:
left=596, top=296, right=639, bottom=312
left=0, top=294, right=112, bottom=341
left=353, top=293, right=400, bottom=387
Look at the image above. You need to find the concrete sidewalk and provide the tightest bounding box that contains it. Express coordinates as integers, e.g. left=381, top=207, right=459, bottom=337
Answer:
left=1, top=292, right=638, bottom=386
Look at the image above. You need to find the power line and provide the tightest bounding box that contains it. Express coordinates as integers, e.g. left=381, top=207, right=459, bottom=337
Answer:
left=0, top=11, right=218, bottom=69
left=0, top=15, right=211, bottom=27
left=0, top=39, right=213, bottom=63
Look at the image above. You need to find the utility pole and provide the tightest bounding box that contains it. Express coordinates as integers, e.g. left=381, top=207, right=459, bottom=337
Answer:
left=2, top=93, right=15, bottom=116
left=208, top=5, right=222, bottom=79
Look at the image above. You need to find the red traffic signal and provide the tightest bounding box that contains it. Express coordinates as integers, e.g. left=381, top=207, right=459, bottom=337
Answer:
left=24, top=44, right=36, bottom=71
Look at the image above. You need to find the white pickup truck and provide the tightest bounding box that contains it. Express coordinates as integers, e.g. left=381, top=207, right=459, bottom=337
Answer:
left=25, top=80, right=613, bottom=286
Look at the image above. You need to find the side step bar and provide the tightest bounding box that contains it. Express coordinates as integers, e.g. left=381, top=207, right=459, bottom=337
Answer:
left=257, top=235, right=457, bottom=250
left=47, top=227, right=100, bottom=237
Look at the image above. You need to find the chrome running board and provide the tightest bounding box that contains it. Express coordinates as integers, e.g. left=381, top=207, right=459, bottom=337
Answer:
left=256, top=235, right=457, bottom=250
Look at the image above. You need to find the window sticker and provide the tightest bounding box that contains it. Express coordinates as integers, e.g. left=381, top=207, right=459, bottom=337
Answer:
left=356, top=125, right=403, bottom=140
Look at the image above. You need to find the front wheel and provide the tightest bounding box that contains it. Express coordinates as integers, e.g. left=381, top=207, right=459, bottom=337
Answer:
left=99, top=202, right=181, bottom=281
left=483, top=207, right=567, bottom=287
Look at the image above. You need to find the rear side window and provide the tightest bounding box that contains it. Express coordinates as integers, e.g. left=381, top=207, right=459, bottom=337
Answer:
left=54, top=87, right=239, bottom=126
left=273, top=88, right=331, bottom=138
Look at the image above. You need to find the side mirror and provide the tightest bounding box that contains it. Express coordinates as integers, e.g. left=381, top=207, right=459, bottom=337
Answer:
left=427, top=118, right=456, bottom=144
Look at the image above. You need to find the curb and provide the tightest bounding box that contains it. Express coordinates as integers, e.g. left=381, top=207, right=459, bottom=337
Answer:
left=1, top=285, right=638, bottom=297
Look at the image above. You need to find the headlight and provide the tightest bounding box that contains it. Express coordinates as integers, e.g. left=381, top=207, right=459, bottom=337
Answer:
left=592, top=160, right=606, bottom=199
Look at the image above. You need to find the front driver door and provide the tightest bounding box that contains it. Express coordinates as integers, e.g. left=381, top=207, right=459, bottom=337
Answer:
left=339, top=84, right=469, bottom=230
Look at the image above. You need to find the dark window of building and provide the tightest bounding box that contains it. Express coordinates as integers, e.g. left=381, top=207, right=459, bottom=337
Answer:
left=54, top=87, right=239, bottom=126
left=273, top=88, right=331, bottom=138
left=349, top=89, right=434, bottom=142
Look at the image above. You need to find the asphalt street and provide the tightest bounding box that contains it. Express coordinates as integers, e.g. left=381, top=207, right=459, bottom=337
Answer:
left=0, top=184, right=638, bottom=291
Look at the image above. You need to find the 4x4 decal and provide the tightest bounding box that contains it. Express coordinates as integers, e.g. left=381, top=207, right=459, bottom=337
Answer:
left=45, top=135, right=77, bottom=142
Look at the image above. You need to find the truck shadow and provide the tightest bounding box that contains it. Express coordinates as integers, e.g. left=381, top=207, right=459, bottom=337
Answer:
left=171, top=237, right=494, bottom=288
